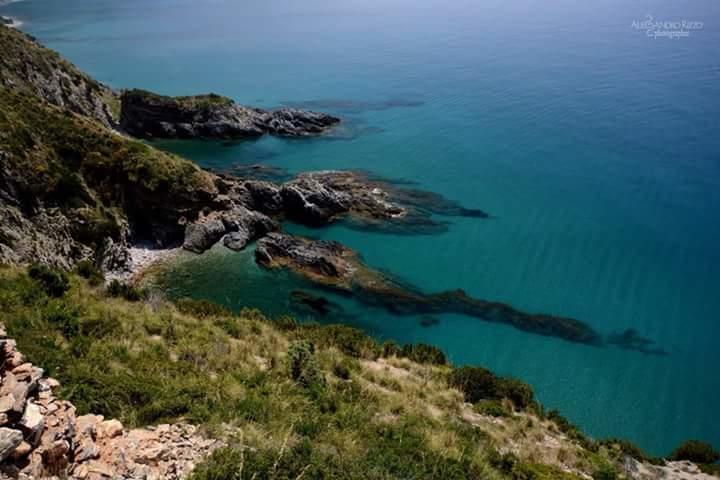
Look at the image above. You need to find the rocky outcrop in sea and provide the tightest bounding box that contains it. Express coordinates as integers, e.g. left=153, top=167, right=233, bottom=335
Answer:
left=119, top=89, right=340, bottom=140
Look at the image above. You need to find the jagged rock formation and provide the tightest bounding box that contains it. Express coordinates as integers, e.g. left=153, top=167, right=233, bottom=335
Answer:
left=0, top=26, right=118, bottom=129
left=0, top=325, right=221, bottom=479
left=119, top=89, right=340, bottom=140
left=278, top=170, right=489, bottom=233
left=182, top=206, right=276, bottom=254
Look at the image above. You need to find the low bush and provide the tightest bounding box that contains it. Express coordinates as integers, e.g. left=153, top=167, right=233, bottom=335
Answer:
left=28, top=264, right=69, bottom=297
left=175, top=297, right=232, bottom=318
left=499, top=378, right=535, bottom=410
left=332, top=361, right=352, bottom=380
left=106, top=279, right=145, bottom=301
left=298, top=324, right=378, bottom=359
left=74, top=260, right=105, bottom=286
left=448, top=366, right=501, bottom=403
left=592, top=464, right=620, bottom=480
left=475, top=399, right=511, bottom=417
left=449, top=366, right=535, bottom=411
left=398, top=343, right=447, bottom=365
left=599, top=438, right=649, bottom=462
left=287, top=340, right=324, bottom=389
left=670, top=440, right=720, bottom=464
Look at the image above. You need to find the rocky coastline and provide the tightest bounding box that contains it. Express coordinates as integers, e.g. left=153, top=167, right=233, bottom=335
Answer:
left=0, top=24, right=668, bottom=356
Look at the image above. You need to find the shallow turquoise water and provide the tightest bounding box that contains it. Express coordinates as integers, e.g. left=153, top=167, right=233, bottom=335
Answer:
left=4, top=0, right=720, bottom=455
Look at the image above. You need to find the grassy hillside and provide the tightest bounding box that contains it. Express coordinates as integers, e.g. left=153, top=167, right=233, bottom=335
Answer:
left=0, top=264, right=639, bottom=480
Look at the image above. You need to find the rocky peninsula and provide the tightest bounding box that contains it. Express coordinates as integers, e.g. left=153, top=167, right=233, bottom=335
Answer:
left=119, top=89, right=340, bottom=140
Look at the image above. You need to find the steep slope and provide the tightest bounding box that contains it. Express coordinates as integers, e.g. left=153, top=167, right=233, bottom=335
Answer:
left=0, top=267, right=717, bottom=479
left=0, top=25, right=118, bottom=128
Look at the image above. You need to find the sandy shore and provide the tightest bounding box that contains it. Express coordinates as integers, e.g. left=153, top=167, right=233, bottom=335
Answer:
left=106, top=245, right=182, bottom=284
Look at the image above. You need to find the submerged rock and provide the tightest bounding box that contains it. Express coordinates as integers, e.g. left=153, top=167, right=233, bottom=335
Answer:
left=256, top=233, right=605, bottom=347
left=290, top=290, right=344, bottom=317
left=119, top=89, right=340, bottom=140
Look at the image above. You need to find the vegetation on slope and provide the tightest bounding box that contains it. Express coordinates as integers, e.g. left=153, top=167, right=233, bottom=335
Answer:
left=0, top=86, right=215, bottom=247
left=0, top=264, right=644, bottom=479
left=0, top=25, right=118, bottom=126
left=123, top=88, right=236, bottom=110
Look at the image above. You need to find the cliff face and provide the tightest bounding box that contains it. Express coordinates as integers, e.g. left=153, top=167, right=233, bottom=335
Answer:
left=0, top=26, right=118, bottom=129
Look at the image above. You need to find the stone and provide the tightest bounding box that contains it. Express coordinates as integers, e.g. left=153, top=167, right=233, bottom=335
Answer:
left=20, top=402, right=44, bottom=445
left=76, top=414, right=102, bottom=438
left=182, top=220, right=226, bottom=254
left=244, top=180, right=284, bottom=214
left=11, top=440, right=32, bottom=459
left=11, top=381, right=29, bottom=413
left=0, top=393, right=15, bottom=413
left=98, top=419, right=123, bottom=439
left=0, top=427, right=23, bottom=462
left=74, top=437, right=99, bottom=462
left=221, top=207, right=276, bottom=252
left=0, top=371, right=17, bottom=396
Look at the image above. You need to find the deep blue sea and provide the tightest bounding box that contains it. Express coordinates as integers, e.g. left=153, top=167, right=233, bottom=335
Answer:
left=4, top=0, right=719, bottom=455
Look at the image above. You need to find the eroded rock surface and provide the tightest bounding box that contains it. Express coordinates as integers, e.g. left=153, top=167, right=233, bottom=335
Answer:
left=120, top=89, right=340, bottom=140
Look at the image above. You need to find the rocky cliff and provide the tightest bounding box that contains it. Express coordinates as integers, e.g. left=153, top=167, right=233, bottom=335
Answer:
left=0, top=27, right=118, bottom=129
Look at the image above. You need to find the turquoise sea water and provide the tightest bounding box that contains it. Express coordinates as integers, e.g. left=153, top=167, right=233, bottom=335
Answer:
left=4, top=0, right=720, bottom=455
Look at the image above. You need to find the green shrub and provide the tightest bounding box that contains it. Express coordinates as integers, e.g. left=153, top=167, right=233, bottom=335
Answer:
left=448, top=366, right=501, bottom=404
left=511, top=462, right=584, bottom=480
left=75, top=260, right=105, bottom=286
left=287, top=340, right=324, bottom=389
left=28, top=264, right=69, bottom=297
left=592, top=464, right=619, bottom=480
left=44, top=301, right=80, bottom=337
left=499, top=378, right=535, bottom=410
left=106, top=279, right=144, bottom=301
left=399, top=343, right=447, bottom=365
left=475, top=399, right=511, bottom=417
left=600, top=438, right=649, bottom=462
left=670, top=440, right=720, bottom=464
left=448, top=366, right=535, bottom=411
left=380, top=340, right=400, bottom=357
left=699, top=463, right=720, bottom=476
left=175, top=297, right=231, bottom=318
left=332, top=361, right=352, bottom=380
left=299, top=324, right=378, bottom=359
